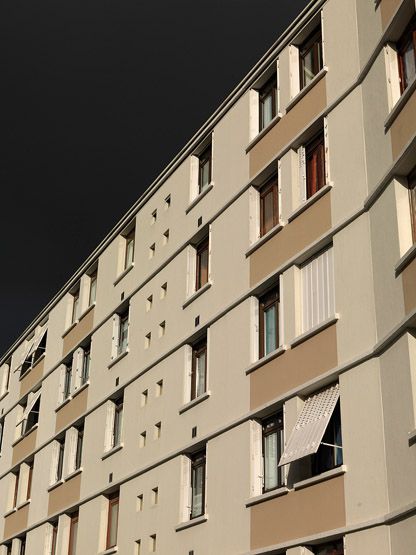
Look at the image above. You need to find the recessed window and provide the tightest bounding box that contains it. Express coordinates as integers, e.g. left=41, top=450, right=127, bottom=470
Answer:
left=145, top=332, right=151, bottom=349
left=149, top=243, right=156, bottom=259
left=151, top=487, right=159, bottom=505
left=50, top=522, right=58, bottom=555
left=68, top=513, right=79, bottom=555
left=75, top=425, right=84, bottom=471
left=140, top=431, right=147, bottom=448
left=258, top=75, right=277, bottom=131
left=190, top=450, right=206, bottom=519
left=141, top=389, right=148, bottom=407
left=262, top=414, right=284, bottom=492
left=135, top=539, right=141, bottom=554
left=26, top=462, right=33, bottom=501
left=81, top=344, right=91, bottom=385
left=165, top=194, right=171, bottom=208
left=198, top=144, right=212, bottom=194
left=299, top=27, right=323, bottom=89
left=195, top=237, right=209, bottom=291
left=156, top=379, right=163, bottom=397
left=1, top=357, right=11, bottom=397
left=116, top=310, right=129, bottom=357
left=20, top=325, right=48, bottom=377
left=259, top=176, right=279, bottom=237
left=106, top=492, right=119, bottom=549
left=52, top=439, right=65, bottom=484
left=158, top=321, right=166, bottom=337
left=149, top=534, right=157, bottom=553
left=305, top=131, right=325, bottom=199
left=407, top=167, right=416, bottom=243
left=146, top=295, right=153, bottom=312
left=154, top=422, right=161, bottom=440
left=63, top=363, right=72, bottom=401
left=18, top=392, right=41, bottom=436
left=309, top=540, right=344, bottom=555
left=124, top=228, right=135, bottom=270
left=160, top=282, right=167, bottom=299
left=88, top=271, right=97, bottom=306
left=137, top=494, right=143, bottom=511
left=163, top=229, right=170, bottom=245
left=112, top=398, right=123, bottom=448
left=151, top=209, right=157, bottom=224
left=18, top=537, right=26, bottom=555
left=70, top=286, right=80, bottom=325
left=191, top=339, right=207, bottom=400
left=258, top=287, right=279, bottom=358
left=397, top=16, right=416, bottom=94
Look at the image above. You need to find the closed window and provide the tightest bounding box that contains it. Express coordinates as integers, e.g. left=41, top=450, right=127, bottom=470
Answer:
left=397, top=16, right=416, bottom=94
left=262, top=414, right=284, bottom=492
left=106, top=493, right=120, bottom=549
left=190, top=450, right=206, bottom=519
left=301, top=247, right=334, bottom=333
left=56, top=440, right=65, bottom=482
left=195, top=238, right=209, bottom=291
left=88, top=271, right=97, bottom=306
left=259, top=288, right=279, bottom=358
left=259, top=176, right=279, bottom=237
left=75, top=426, right=84, bottom=471
left=299, top=27, right=323, bottom=89
left=124, top=228, right=135, bottom=270
left=191, top=339, right=207, bottom=400
left=305, top=132, right=325, bottom=199
left=112, top=398, right=123, bottom=448
left=71, top=287, right=80, bottom=325
left=198, top=144, right=212, bottom=194
left=259, top=75, right=277, bottom=131
left=408, top=167, right=416, bottom=243
left=118, top=312, right=129, bottom=356
left=81, top=345, right=91, bottom=385
left=68, top=513, right=78, bottom=555
left=63, top=364, right=72, bottom=400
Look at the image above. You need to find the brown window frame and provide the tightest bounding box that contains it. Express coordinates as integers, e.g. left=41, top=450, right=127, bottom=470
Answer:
left=299, top=27, right=323, bottom=90
left=106, top=493, right=120, bottom=549
left=262, top=413, right=284, bottom=493
left=198, top=144, right=212, bottom=194
left=191, top=339, right=207, bottom=400
left=259, top=176, right=279, bottom=237
left=195, top=238, right=209, bottom=291
left=305, top=131, right=325, bottom=199
left=258, top=75, right=277, bottom=131
left=190, top=450, right=206, bottom=519
left=258, top=288, right=279, bottom=359
left=68, top=513, right=78, bottom=555
left=408, top=167, right=416, bottom=243
left=397, top=16, right=416, bottom=94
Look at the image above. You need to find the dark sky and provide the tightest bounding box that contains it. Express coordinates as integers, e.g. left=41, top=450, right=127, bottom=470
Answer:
left=0, top=0, right=308, bottom=356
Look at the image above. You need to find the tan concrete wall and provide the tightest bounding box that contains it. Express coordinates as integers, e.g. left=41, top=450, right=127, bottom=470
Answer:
left=12, top=428, right=37, bottom=467
left=390, top=86, right=416, bottom=160
left=62, top=307, right=95, bottom=357
left=3, top=504, right=29, bottom=540
left=19, top=358, right=44, bottom=399
left=47, top=473, right=81, bottom=516
left=55, top=387, right=88, bottom=434
left=390, top=514, right=416, bottom=555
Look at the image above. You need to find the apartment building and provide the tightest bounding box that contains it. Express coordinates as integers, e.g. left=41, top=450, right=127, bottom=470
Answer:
left=1, top=0, right=416, bottom=553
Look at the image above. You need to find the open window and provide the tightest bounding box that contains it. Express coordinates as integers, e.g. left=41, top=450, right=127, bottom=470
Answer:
left=279, top=384, right=343, bottom=477
left=258, top=75, right=277, bottom=131
left=17, top=391, right=41, bottom=436
left=397, top=15, right=416, bottom=95
left=299, top=27, right=323, bottom=90
left=20, top=324, right=47, bottom=377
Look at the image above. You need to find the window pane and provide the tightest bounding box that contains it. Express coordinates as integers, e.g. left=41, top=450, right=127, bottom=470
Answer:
left=89, top=276, right=97, bottom=305
left=403, top=41, right=416, bottom=89
left=108, top=500, right=119, bottom=548
left=118, top=318, right=128, bottom=355
left=196, top=351, right=206, bottom=397
left=197, top=246, right=209, bottom=289
left=262, top=190, right=274, bottom=235
left=191, top=464, right=204, bottom=517
left=82, top=351, right=90, bottom=384
left=264, top=305, right=277, bottom=355
left=302, top=48, right=316, bottom=86
left=200, top=160, right=210, bottom=191
left=264, top=431, right=278, bottom=490
left=261, top=92, right=274, bottom=128
left=113, top=407, right=123, bottom=446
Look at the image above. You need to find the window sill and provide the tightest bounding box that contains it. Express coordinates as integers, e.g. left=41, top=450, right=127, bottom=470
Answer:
left=245, top=224, right=284, bottom=258
left=99, top=548, right=118, bottom=555
left=78, top=302, right=96, bottom=322
left=183, top=282, right=212, bottom=309
left=114, top=263, right=135, bottom=286
left=108, top=349, right=129, bottom=369
left=72, top=380, right=89, bottom=399
left=55, top=396, right=72, bottom=413
left=293, top=465, right=347, bottom=490
left=175, top=514, right=208, bottom=532
left=290, top=315, right=338, bottom=349
left=245, top=345, right=287, bottom=375
left=246, top=113, right=282, bottom=153
left=385, top=76, right=416, bottom=131
left=48, top=479, right=64, bottom=493
left=245, top=486, right=289, bottom=507
left=65, top=467, right=83, bottom=482
left=408, top=429, right=416, bottom=445
left=102, top=443, right=124, bottom=461
left=12, top=423, right=38, bottom=448
left=62, top=320, right=78, bottom=339
left=286, top=66, right=328, bottom=113
left=287, top=183, right=332, bottom=224
left=16, top=499, right=31, bottom=511
left=186, top=183, right=214, bottom=214
left=395, top=243, right=416, bottom=276
left=179, top=391, right=211, bottom=414
left=0, top=390, right=9, bottom=402
left=4, top=507, right=17, bottom=518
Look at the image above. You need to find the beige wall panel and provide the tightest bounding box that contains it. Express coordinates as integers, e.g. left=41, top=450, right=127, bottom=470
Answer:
left=329, top=89, right=369, bottom=224
left=62, top=307, right=95, bottom=357
left=47, top=473, right=81, bottom=516
left=380, top=0, right=403, bottom=28
left=390, top=514, right=416, bottom=555
left=362, top=56, right=393, bottom=193
left=379, top=336, right=416, bottom=511
left=0, top=410, right=18, bottom=476
left=55, top=387, right=88, bottom=434
left=250, top=475, right=346, bottom=549
left=346, top=525, right=391, bottom=554
left=369, top=185, right=405, bottom=339
left=249, top=77, right=327, bottom=178
left=250, top=324, right=338, bottom=410
left=391, top=88, right=416, bottom=160
left=249, top=191, right=332, bottom=287
left=26, top=445, right=54, bottom=528
left=3, top=504, right=29, bottom=540
left=355, top=0, right=383, bottom=67
left=323, top=0, right=360, bottom=104
left=340, top=360, right=389, bottom=523
left=43, top=296, right=67, bottom=373
left=334, top=215, right=377, bottom=363
left=12, top=428, right=37, bottom=467
left=19, top=358, right=44, bottom=399
left=402, top=256, right=416, bottom=314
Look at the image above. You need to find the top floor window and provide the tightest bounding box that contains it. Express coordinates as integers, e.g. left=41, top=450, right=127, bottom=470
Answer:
left=299, top=27, right=323, bottom=89
left=397, top=16, right=416, bottom=94
left=259, top=75, right=277, bottom=131
left=71, top=287, right=80, bottom=325
left=88, top=271, right=97, bottom=306
left=198, top=144, right=212, bottom=194
left=124, top=228, right=135, bottom=270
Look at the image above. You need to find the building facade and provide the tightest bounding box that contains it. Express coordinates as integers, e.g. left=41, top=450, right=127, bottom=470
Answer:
left=1, top=0, right=416, bottom=553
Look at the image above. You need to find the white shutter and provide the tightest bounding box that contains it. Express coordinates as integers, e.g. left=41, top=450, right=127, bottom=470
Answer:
left=104, top=401, right=115, bottom=451
left=112, top=315, right=120, bottom=359
left=57, top=364, right=67, bottom=405
left=72, top=348, right=84, bottom=391
left=279, top=384, right=340, bottom=466
left=17, top=463, right=29, bottom=505
left=0, top=362, right=10, bottom=396
left=11, top=539, right=21, bottom=555
left=44, top=522, right=54, bottom=555
left=301, top=248, right=334, bottom=333
left=298, top=146, right=307, bottom=204
left=180, top=455, right=191, bottom=522
left=65, top=427, right=78, bottom=476
left=250, top=421, right=263, bottom=497
left=49, top=441, right=61, bottom=485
